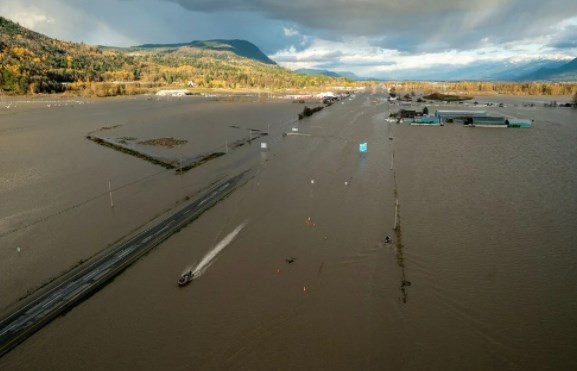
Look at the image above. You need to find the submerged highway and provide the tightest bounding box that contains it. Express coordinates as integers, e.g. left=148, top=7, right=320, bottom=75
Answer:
left=0, top=171, right=247, bottom=357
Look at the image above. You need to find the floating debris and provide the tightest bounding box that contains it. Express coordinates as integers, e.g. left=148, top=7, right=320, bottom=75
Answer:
left=305, top=217, right=316, bottom=227
left=285, top=257, right=296, bottom=264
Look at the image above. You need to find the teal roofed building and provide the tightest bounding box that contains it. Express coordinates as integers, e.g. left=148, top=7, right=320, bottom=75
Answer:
left=472, top=116, right=508, bottom=127
left=507, top=119, right=532, bottom=128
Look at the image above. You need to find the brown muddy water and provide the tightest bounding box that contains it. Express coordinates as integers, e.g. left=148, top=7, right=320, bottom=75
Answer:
left=1, top=93, right=576, bottom=370
left=0, top=96, right=303, bottom=307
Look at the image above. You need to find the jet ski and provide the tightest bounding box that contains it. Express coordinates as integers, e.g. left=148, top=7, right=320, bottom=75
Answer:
left=178, top=270, right=195, bottom=286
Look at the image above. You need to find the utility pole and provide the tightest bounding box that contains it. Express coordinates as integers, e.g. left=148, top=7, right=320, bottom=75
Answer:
left=108, top=180, right=114, bottom=208
left=394, top=199, right=399, bottom=230
left=225, top=138, right=228, bottom=154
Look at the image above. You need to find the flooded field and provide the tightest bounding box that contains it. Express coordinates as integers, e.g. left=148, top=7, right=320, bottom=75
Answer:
left=1, top=92, right=576, bottom=370
left=0, top=95, right=304, bottom=308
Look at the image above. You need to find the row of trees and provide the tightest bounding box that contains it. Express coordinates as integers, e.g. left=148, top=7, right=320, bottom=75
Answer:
left=1, top=45, right=349, bottom=95
left=389, top=81, right=577, bottom=97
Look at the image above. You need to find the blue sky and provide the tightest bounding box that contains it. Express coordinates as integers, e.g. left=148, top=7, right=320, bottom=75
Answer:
left=1, top=0, right=576, bottom=78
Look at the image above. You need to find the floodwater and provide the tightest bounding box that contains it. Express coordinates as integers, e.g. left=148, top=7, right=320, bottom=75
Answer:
left=1, top=92, right=576, bottom=370
left=0, top=95, right=303, bottom=308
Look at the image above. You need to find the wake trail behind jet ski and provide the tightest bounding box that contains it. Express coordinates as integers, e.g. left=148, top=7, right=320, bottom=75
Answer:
left=192, top=221, right=247, bottom=278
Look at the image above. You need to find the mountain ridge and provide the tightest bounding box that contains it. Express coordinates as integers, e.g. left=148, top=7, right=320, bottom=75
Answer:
left=517, top=57, right=577, bottom=81
left=0, top=16, right=346, bottom=95
left=131, top=39, right=276, bottom=65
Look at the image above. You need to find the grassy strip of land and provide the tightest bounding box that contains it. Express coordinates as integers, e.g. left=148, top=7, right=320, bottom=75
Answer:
left=423, top=92, right=473, bottom=102
left=87, top=135, right=233, bottom=174
left=298, top=105, right=325, bottom=119
left=86, top=135, right=176, bottom=169
left=176, top=152, right=226, bottom=174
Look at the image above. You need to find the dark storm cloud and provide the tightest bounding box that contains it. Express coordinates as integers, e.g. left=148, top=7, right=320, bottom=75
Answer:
left=3, top=0, right=576, bottom=78
left=164, top=0, right=577, bottom=50
left=0, top=0, right=300, bottom=52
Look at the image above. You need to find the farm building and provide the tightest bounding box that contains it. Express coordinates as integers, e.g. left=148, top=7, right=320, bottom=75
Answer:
left=405, top=116, right=441, bottom=125
left=435, top=110, right=487, bottom=123
left=471, top=116, right=508, bottom=128
left=507, top=119, right=532, bottom=128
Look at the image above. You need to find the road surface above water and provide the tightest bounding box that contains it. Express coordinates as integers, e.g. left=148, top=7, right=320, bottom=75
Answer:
left=0, top=172, right=247, bottom=357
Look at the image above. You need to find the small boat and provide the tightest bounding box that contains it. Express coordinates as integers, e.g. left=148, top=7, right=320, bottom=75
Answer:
left=178, top=270, right=194, bottom=286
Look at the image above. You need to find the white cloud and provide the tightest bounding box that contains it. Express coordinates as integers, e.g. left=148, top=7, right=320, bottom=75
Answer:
left=0, top=0, right=139, bottom=46
left=7, top=12, right=54, bottom=29
left=283, top=27, right=299, bottom=37
left=270, top=35, right=575, bottom=77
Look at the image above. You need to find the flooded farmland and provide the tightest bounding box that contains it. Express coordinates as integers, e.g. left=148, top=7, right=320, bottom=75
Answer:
left=1, top=93, right=576, bottom=370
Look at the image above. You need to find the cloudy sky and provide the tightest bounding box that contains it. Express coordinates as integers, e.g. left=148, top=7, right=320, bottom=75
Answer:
left=2, top=0, right=577, bottom=78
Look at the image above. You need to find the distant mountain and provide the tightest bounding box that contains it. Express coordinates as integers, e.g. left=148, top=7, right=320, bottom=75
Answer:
left=334, top=71, right=377, bottom=81
left=133, top=39, right=276, bottom=65
left=518, top=57, right=577, bottom=81
left=295, top=68, right=342, bottom=78
left=374, top=59, right=572, bottom=81
left=490, top=60, right=568, bottom=80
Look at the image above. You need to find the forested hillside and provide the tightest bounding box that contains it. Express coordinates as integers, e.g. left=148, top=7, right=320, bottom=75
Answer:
left=0, top=16, right=349, bottom=96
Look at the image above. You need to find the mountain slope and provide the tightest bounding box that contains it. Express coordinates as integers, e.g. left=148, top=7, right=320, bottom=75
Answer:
left=0, top=16, right=347, bottom=95
left=295, top=68, right=341, bottom=78
left=518, top=57, right=577, bottom=81
left=0, top=16, right=134, bottom=93
left=295, top=68, right=373, bottom=81
left=133, top=39, right=276, bottom=65
left=375, top=59, right=570, bottom=81
left=335, top=71, right=376, bottom=81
